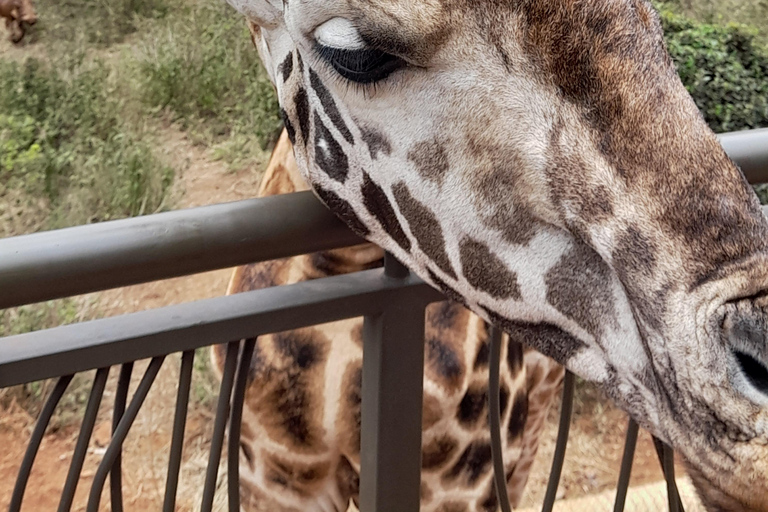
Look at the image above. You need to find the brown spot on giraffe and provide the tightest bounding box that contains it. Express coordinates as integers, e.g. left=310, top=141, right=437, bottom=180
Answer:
left=242, top=328, right=330, bottom=454
left=337, top=361, right=363, bottom=457
left=292, top=87, right=310, bottom=147
left=393, top=181, right=457, bottom=278
left=427, top=268, right=468, bottom=306
left=546, top=238, right=618, bottom=338
left=442, top=440, right=493, bottom=486
left=440, top=502, right=469, bottom=512
left=507, top=389, right=529, bottom=442
left=336, top=455, right=360, bottom=506
left=408, top=138, right=450, bottom=184
left=420, top=482, right=433, bottom=502
left=278, top=52, right=293, bottom=83
left=507, top=338, right=524, bottom=376
left=472, top=162, right=538, bottom=247
left=309, top=68, right=354, bottom=144
left=240, top=442, right=256, bottom=472
left=361, top=172, right=412, bottom=252
left=313, top=111, right=349, bottom=183
left=459, top=238, right=521, bottom=299
left=350, top=322, right=364, bottom=347
left=483, top=307, right=588, bottom=366
left=456, top=384, right=487, bottom=428
left=313, top=185, right=371, bottom=237
left=422, top=434, right=460, bottom=470
left=473, top=338, right=490, bottom=369
left=479, top=479, right=499, bottom=512
left=264, top=455, right=332, bottom=496
left=425, top=301, right=472, bottom=394
left=359, top=124, right=392, bottom=160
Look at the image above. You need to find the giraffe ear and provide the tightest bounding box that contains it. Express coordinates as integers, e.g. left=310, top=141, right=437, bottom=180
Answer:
left=226, top=0, right=283, bottom=29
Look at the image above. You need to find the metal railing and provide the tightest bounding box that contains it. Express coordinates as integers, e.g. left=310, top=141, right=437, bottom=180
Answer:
left=1, top=127, right=767, bottom=512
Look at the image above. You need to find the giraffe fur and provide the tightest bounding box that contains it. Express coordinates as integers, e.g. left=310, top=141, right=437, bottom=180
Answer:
left=212, top=129, right=565, bottom=511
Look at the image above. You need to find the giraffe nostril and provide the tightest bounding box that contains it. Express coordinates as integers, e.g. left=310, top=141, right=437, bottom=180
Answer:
left=733, top=350, right=768, bottom=395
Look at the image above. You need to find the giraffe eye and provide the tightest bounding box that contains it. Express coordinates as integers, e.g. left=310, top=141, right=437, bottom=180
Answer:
left=315, top=44, right=406, bottom=84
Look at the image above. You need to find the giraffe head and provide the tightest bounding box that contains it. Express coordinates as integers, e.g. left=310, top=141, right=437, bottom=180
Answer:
left=229, top=0, right=768, bottom=508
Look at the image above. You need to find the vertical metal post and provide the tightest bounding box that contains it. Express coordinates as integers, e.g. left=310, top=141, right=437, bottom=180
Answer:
left=164, top=350, right=195, bottom=512
left=359, top=253, right=426, bottom=512
left=10, top=375, right=74, bottom=512
left=653, top=436, right=684, bottom=512
left=110, top=362, right=134, bottom=512
left=541, top=371, right=575, bottom=512
left=613, top=418, right=639, bottom=512
left=228, top=338, right=257, bottom=512
left=490, top=326, right=513, bottom=512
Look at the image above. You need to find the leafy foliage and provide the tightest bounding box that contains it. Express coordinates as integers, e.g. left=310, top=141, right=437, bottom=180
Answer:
left=28, top=0, right=173, bottom=46
left=660, top=7, right=768, bottom=132
left=138, top=1, right=282, bottom=160
left=0, top=57, right=173, bottom=234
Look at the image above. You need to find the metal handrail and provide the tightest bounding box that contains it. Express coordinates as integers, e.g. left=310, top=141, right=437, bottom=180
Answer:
left=0, top=191, right=364, bottom=309
left=0, top=267, right=441, bottom=388
left=0, top=128, right=766, bottom=310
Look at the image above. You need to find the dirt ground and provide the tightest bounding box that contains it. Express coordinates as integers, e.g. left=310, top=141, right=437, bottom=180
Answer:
left=0, top=33, right=685, bottom=512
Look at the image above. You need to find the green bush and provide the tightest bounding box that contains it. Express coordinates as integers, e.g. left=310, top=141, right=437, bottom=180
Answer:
left=661, top=0, right=768, bottom=45
left=0, top=57, right=173, bottom=232
left=30, top=0, right=173, bottom=46
left=138, top=1, right=282, bottom=161
left=660, top=7, right=768, bottom=132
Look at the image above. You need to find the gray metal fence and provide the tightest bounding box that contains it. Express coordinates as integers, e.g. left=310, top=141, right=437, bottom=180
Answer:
left=1, top=128, right=767, bottom=512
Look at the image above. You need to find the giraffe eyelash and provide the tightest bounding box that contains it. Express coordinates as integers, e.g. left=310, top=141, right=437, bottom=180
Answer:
left=313, top=43, right=407, bottom=88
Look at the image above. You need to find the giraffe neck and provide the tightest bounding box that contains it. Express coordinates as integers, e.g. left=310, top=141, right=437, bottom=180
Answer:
left=300, top=245, right=384, bottom=280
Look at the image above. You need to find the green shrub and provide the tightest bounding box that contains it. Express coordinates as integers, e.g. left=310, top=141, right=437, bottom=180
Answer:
left=0, top=57, right=173, bottom=232
left=30, top=0, right=173, bottom=46
left=138, top=1, right=282, bottom=161
left=660, top=7, right=768, bottom=132
left=661, top=0, right=768, bottom=45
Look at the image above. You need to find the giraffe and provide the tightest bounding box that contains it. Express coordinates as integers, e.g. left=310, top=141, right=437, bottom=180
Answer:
left=225, top=0, right=768, bottom=508
left=214, top=128, right=565, bottom=511
left=0, top=0, right=35, bottom=43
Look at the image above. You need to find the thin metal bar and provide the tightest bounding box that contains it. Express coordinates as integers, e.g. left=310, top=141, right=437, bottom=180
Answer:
left=228, top=338, right=257, bottom=512
left=0, top=191, right=364, bottom=309
left=201, top=341, right=240, bottom=512
left=110, top=362, right=133, bottom=512
left=613, top=418, right=640, bottom=512
left=164, top=350, right=195, bottom=512
left=359, top=287, right=426, bottom=512
left=10, top=375, right=74, bottom=512
left=87, top=357, right=165, bottom=512
left=541, top=371, right=575, bottom=512
left=0, top=268, right=441, bottom=388
left=653, top=436, right=684, bottom=512
left=57, top=367, right=110, bottom=512
left=489, top=326, right=513, bottom=512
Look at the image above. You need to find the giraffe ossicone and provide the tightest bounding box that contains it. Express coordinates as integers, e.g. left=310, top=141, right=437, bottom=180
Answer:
left=228, top=0, right=768, bottom=509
